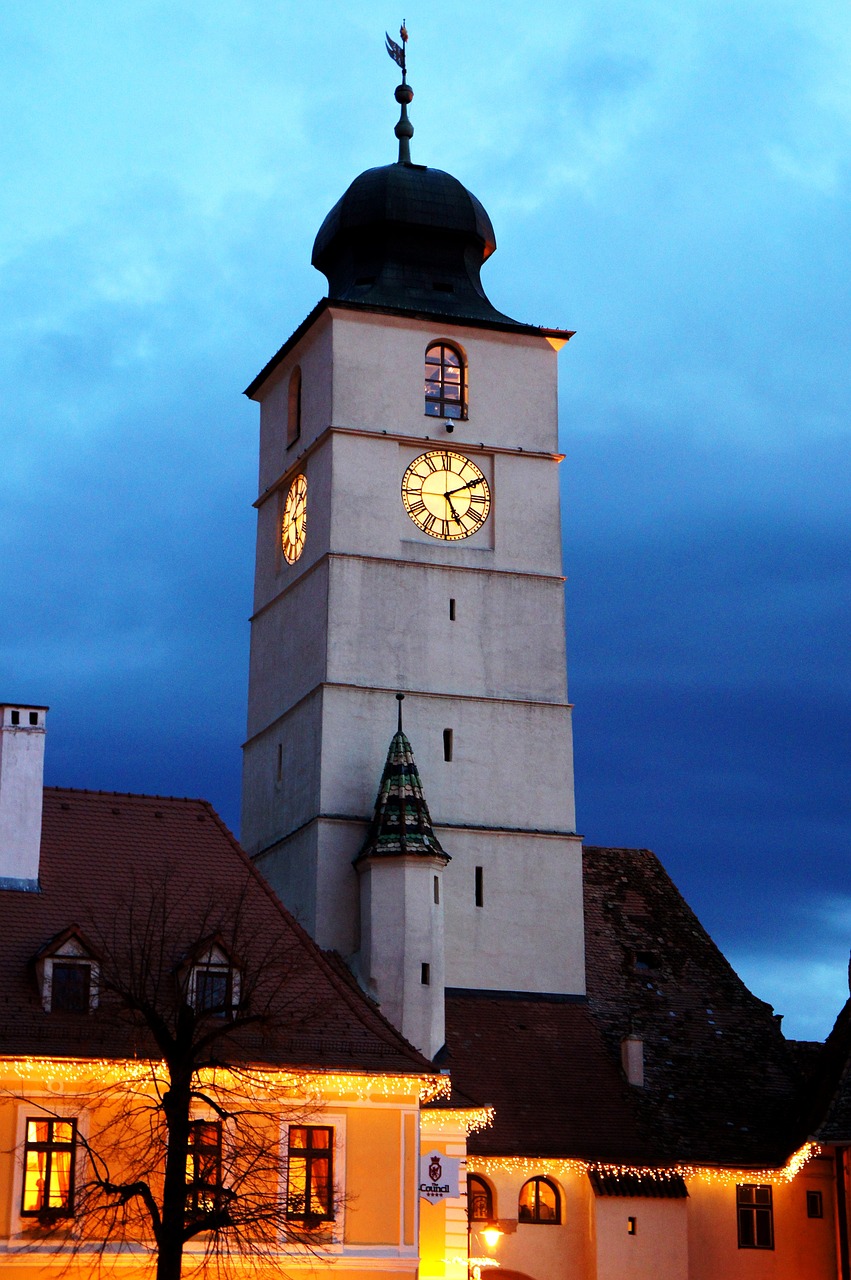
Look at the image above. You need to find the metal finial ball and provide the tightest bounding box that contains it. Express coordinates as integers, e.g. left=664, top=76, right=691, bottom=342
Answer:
left=395, top=83, right=414, bottom=105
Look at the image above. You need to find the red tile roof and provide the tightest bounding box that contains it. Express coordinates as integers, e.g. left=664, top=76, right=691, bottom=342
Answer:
left=442, top=991, right=653, bottom=1163
left=0, top=788, right=433, bottom=1077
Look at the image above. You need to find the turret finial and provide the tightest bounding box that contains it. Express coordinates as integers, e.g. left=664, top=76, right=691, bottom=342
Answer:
left=396, top=692, right=405, bottom=733
left=385, top=22, right=413, bottom=164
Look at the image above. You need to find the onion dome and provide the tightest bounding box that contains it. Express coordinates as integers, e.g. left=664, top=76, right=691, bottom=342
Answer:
left=356, top=696, right=449, bottom=864
left=312, top=55, right=518, bottom=325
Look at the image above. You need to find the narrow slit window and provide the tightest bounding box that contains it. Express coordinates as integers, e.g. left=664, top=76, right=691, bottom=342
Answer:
left=433, top=875, right=440, bottom=905
left=425, top=342, right=466, bottom=419
left=627, top=1216, right=637, bottom=1235
left=276, top=743, right=283, bottom=783
left=421, top=962, right=430, bottom=986
left=287, top=366, right=302, bottom=447
left=443, top=729, right=453, bottom=762
left=475, top=866, right=484, bottom=908
left=449, top=598, right=456, bottom=620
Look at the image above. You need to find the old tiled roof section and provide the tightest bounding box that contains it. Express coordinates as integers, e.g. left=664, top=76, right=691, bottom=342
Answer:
left=0, top=788, right=433, bottom=1076
left=355, top=730, right=448, bottom=864
left=583, top=845, right=802, bottom=1166
left=441, top=991, right=655, bottom=1164
left=800, top=996, right=851, bottom=1144
left=587, top=1170, right=688, bottom=1198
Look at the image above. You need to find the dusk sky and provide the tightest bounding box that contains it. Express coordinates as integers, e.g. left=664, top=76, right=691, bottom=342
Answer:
left=2, top=1, right=848, bottom=1041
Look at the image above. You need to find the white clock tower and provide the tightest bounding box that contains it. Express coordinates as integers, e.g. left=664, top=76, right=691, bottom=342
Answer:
left=241, top=59, right=584, bottom=1057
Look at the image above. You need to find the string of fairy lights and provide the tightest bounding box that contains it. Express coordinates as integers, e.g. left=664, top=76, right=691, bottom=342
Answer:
left=421, top=1107, right=495, bottom=1135
left=468, top=1142, right=821, bottom=1188
left=0, top=1057, right=451, bottom=1104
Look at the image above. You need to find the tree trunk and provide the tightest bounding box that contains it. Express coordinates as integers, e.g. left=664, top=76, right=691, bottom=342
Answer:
left=156, top=1072, right=192, bottom=1280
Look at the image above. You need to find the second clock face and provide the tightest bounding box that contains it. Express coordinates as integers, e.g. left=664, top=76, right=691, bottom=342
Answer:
left=281, top=473, right=307, bottom=564
left=402, top=450, right=491, bottom=541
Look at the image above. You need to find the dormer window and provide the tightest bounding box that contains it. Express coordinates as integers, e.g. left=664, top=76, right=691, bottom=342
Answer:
left=35, top=929, right=99, bottom=1014
left=187, top=943, right=240, bottom=1018
left=425, top=342, right=466, bottom=419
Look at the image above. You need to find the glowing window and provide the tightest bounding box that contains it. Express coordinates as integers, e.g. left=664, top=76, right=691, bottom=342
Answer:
left=186, top=1120, right=223, bottom=1215
left=519, top=1176, right=560, bottom=1224
left=467, top=1174, right=493, bottom=1222
left=737, top=1184, right=774, bottom=1249
left=425, top=343, right=466, bottom=419
left=21, top=1118, right=76, bottom=1218
left=286, top=1126, right=334, bottom=1221
left=287, top=366, right=302, bottom=446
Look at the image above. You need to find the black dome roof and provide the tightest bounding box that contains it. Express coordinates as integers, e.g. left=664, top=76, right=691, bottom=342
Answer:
left=311, top=159, right=519, bottom=324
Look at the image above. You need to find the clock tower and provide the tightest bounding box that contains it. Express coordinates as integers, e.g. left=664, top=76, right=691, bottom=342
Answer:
left=241, top=60, right=584, bottom=1056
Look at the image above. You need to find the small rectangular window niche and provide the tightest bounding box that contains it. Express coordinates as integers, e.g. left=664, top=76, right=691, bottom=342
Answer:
left=443, top=729, right=453, bottom=762
left=475, top=866, right=484, bottom=908
left=449, top=598, right=456, bottom=620
left=421, top=963, right=430, bottom=986
left=627, top=1217, right=637, bottom=1235
left=276, top=743, right=283, bottom=783
left=433, top=876, right=440, bottom=905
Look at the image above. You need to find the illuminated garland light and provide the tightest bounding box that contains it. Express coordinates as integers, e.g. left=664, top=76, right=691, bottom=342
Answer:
left=469, top=1142, right=821, bottom=1187
left=0, top=1058, right=450, bottom=1104
left=421, top=1107, right=494, bottom=1135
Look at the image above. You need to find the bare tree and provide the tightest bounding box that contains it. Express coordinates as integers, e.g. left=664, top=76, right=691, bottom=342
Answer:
left=12, top=869, right=346, bottom=1280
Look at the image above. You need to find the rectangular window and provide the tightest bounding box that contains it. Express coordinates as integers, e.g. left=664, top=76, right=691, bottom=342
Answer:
left=443, top=728, right=453, bottom=762
left=449, top=598, right=456, bottom=620
left=627, top=1216, right=637, bottom=1235
left=51, top=962, right=91, bottom=1013
left=433, top=875, right=440, bottom=905
left=22, top=1118, right=76, bottom=1217
left=737, top=1184, right=774, bottom=1249
left=421, top=962, right=431, bottom=985
left=186, top=1120, right=223, bottom=1214
left=287, top=1126, right=334, bottom=1221
left=276, top=742, right=283, bottom=783
left=194, top=966, right=231, bottom=1016
left=807, top=1189, right=823, bottom=1218
left=475, top=866, right=484, bottom=908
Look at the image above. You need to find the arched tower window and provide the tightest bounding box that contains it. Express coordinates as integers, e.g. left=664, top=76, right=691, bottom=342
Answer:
left=467, top=1174, right=493, bottom=1222
left=287, top=366, right=302, bottom=446
left=425, top=342, right=466, bottom=419
left=518, top=1176, right=560, bottom=1224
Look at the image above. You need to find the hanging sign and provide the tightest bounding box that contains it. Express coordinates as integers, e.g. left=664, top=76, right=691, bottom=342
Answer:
left=419, top=1149, right=460, bottom=1202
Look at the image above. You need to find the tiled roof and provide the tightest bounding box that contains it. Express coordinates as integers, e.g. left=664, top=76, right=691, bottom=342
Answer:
left=356, top=727, right=448, bottom=864
left=801, top=995, right=851, bottom=1144
left=587, top=1170, right=688, bottom=1198
left=442, top=990, right=654, bottom=1163
left=0, top=788, right=433, bottom=1077
left=583, top=846, right=802, bottom=1166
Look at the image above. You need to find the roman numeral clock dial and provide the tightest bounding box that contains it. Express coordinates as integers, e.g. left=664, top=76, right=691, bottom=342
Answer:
left=401, top=450, right=491, bottom=540
left=281, top=472, right=307, bottom=564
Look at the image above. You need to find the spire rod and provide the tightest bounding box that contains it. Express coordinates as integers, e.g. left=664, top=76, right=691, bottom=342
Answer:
left=396, top=692, right=405, bottom=734
left=385, top=22, right=413, bottom=164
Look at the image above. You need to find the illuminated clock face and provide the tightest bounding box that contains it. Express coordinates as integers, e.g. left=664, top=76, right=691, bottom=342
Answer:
left=401, top=450, right=491, bottom=541
left=281, top=473, right=307, bottom=564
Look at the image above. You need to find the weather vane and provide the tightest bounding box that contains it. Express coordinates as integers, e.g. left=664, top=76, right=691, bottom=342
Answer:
left=385, top=22, right=413, bottom=163
left=385, top=21, right=408, bottom=81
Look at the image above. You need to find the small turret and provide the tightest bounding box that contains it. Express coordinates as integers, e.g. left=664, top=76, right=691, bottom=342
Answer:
left=355, top=696, right=449, bottom=1059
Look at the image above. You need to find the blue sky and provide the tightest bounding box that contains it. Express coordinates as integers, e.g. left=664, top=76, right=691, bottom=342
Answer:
left=1, top=1, right=849, bottom=1040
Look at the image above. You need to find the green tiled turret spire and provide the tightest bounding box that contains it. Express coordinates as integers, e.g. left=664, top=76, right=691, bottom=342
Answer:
left=356, top=696, right=449, bottom=863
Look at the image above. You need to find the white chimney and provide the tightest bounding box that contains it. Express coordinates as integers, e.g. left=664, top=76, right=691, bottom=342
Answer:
left=621, top=1034, right=645, bottom=1087
left=0, top=704, right=48, bottom=890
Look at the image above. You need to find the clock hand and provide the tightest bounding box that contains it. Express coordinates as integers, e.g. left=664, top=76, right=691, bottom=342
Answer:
left=444, top=490, right=463, bottom=524
left=445, top=478, right=480, bottom=495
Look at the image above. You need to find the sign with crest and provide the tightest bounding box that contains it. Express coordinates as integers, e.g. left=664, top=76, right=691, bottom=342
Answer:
left=419, top=1149, right=460, bottom=1203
